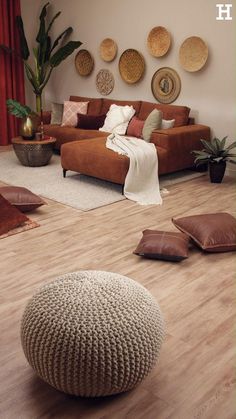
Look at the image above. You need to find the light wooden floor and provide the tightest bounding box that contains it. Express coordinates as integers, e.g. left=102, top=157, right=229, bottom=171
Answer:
left=0, top=151, right=235, bottom=418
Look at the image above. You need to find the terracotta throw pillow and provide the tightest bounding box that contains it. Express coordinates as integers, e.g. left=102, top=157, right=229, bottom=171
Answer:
left=133, top=229, right=189, bottom=261
left=77, top=113, right=106, bottom=130
left=0, top=186, right=46, bottom=212
left=0, top=194, right=29, bottom=235
left=172, top=213, right=236, bottom=252
left=61, top=101, right=88, bottom=127
left=126, top=116, right=145, bottom=138
left=142, top=109, right=162, bottom=142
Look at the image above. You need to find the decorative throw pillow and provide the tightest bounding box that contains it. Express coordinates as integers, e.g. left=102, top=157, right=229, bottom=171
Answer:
left=99, top=104, right=135, bottom=135
left=61, top=101, right=88, bottom=127
left=51, top=102, right=64, bottom=125
left=142, top=109, right=162, bottom=142
left=0, top=194, right=29, bottom=235
left=172, top=213, right=236, bottom=252
left=0, top=186, right=46, bottom=212
left=161, top=119, right=175, bottom=129
left=126, top=116, right=145, bottom=138
left=77, top=113, right=106, bottom=130
left=133, top=229, right=189, bottom=261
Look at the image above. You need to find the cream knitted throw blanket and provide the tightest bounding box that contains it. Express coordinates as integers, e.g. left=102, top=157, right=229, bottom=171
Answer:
left=106, top=133, right=162, bottom=205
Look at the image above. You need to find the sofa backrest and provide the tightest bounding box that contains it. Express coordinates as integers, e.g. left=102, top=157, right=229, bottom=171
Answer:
left=100, top=98, right=142, bottom=116
left=138, top=101, right=190, bottom=127
left=69, top=96, right=103, bottom=115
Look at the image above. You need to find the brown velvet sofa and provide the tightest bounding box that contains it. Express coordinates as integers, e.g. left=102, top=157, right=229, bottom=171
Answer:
left=43, top=95, right=211, bottom=184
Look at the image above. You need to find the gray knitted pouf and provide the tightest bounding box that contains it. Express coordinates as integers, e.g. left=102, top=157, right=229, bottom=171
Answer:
left=21, top=270, right=165, bottom=397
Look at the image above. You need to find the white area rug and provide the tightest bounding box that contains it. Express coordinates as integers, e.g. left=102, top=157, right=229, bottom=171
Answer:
left=0, top=151, right=205, bottom=211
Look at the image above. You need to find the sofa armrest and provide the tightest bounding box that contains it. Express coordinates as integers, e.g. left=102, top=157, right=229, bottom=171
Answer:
left=41, top=111, right=51, bottom=125
left=150, top=124, right=211, bottom=151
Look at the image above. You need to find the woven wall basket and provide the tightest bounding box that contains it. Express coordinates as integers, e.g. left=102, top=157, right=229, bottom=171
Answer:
left=147, top=26, right=171, bottom=57
left=151, top=67, right=181, bottom=104
left=99, top=38, right=117, bottom=62
left=96, top=69, right=114, bottom=95
left=75, top=49, right=94, bottom=76
left=179, top=36, right=208, bottom=72
left=119, top=49, right=145, bottom=84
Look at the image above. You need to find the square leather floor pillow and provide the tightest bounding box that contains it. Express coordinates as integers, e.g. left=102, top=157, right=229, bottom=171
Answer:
left=133, top=229, right=189, bottom=261
left=172, top=212, right=236, bottom=252
left=0, top=194, right=29, bottom=235
left=0, top=186, right=46, bottom=212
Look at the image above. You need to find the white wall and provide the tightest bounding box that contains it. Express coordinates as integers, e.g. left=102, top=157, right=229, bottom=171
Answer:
left=21, top=0, right=236, bottom=141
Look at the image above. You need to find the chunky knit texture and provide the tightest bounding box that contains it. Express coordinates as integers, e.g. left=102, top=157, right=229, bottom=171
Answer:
left=21, top=271, right=165, bottom=397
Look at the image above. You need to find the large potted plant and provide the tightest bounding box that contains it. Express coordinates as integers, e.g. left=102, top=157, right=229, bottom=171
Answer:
left=192, top=137, right=236, bottom=183
left=0, top=2, right=82, bottom=137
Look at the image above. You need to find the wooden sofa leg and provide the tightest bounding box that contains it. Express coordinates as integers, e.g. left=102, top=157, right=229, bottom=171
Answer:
left=122, top=185, right=124, bottom=195
left=63, top=169, right=67, bottom=178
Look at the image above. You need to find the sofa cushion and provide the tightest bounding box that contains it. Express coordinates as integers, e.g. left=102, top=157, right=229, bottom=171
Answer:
left=172, top=213, right=236, bottom=252
left=0, top=186, right=46, bottom=212
left=77, top=113, right=106, bottom=130
left=100, top=104, right=135, bottom=135
left=61, top=138, right=130, bottom=185
left=101, top=98, right=141, bottom=116
left=142, top=109, right=162, bottom=142
left=133, top=229, right=189, bottom=261
left=61, top=101, right=88, bottom=127
left=138, top=101, right=190, bottom=127
left=70, top=95, right=103, bottom=115
left=127, top=116, right=145, bottom=138
left=43, top=124, right=110, bottom=149
left=51, top=102, right=64, bottom=125
left=161, top=119, right=175, bottom=129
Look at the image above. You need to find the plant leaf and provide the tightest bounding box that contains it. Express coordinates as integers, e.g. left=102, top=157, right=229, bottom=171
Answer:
left=224, top=141, right=236, bottom=152
left=50, top=27, right=73, bottom=53
left=200, top=139, right=217, bottom=155
left=6, top=99, right=32, bottom=118
left=36, top=2, right=50, bottom=43
left=16, top=16, right=30, bottom=60
left=46, top=11, right=61, bottom=35
left=220, top=136, right=228, bottom=149
left=49, top=40, right=81, bottom=67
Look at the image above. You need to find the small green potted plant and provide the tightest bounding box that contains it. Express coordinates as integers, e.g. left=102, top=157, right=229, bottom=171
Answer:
left=6, top=99, right=38, bottom=140
left=192, top=137, right=236, bottom=183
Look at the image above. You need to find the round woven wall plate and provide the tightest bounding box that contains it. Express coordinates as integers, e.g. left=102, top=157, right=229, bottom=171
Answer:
left=75, top=49, right=94, bottom=76
left=96, top=69, right=114, bottom=95
left=147, top=26, right=171, bottom=57
left=179, top=36, right=208, bottom=72
left=100, top=38, right=117, bottom=62
left=151, top=67, right=181, bottom=104
left=119, top=49, right=145, bottom=84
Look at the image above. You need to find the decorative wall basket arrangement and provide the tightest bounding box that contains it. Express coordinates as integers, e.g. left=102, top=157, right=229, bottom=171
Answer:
left=179, top=36, right=208, bottom=72
left=147, top=26, right=171, bottom=57
left=96, top=69, right=114, bottom=95
left=151, top=67, right=181, bottom=104
left=75, top=49, right=94, bottom=76
left=100, top=38, right=118, bottom=62
left=119, top=49, right=145, bottom=84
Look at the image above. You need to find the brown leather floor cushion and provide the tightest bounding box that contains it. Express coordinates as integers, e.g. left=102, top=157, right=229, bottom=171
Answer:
left=0, top=194, right=29, bottom=235
left=61, top=137, right=169, bottom=184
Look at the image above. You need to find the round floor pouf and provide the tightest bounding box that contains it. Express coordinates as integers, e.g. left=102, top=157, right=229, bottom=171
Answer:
left=21, top=271, right=165, bottom=397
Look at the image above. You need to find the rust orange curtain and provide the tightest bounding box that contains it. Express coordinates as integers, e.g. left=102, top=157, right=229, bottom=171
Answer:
left=0, top=0, right=25, bottom=145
